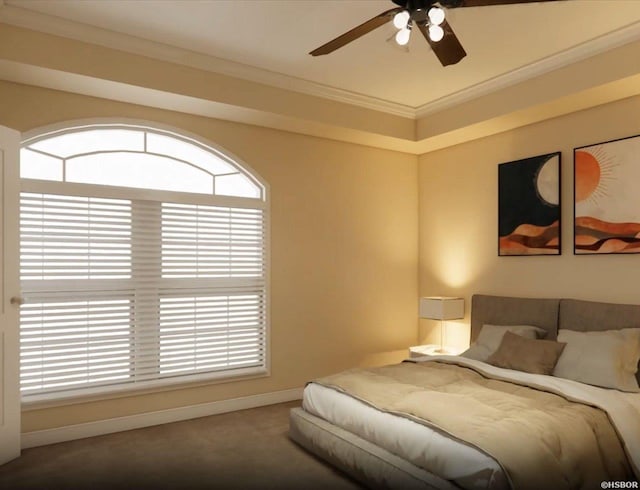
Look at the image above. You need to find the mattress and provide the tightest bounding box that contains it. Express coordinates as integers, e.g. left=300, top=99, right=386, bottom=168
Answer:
left=303, top=374, right=509, bottom=490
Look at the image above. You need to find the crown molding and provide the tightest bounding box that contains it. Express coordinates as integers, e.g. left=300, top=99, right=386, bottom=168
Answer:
left=415, top=19, right=640, bottom=118
left=0, top=4, right=415, bottom=118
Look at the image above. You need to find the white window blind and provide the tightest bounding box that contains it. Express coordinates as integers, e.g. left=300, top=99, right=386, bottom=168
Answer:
left=158, top=293, right=265, bottom=375
left=19, top=124, right=268, bottom=402
left=21, top=295, right=135, bottom=394
left=20, top=193, right=132, bottom=281
left=161, top=203, right=264, bottom=278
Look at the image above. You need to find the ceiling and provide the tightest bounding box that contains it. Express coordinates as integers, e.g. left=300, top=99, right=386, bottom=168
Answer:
left=4, top=0, right=640, bottom=113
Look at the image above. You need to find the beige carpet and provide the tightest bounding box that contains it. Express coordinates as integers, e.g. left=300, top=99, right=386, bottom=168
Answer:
left=0, top=401, right=364, bottom=490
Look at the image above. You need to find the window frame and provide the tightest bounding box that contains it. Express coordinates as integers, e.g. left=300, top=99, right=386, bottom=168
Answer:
left=19, top=120, right=271, bottom=409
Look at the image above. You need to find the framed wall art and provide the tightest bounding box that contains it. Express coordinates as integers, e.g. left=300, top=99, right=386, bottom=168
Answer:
left=574, top=134, right=640, bottom=254
left=498, top=152, right=561, bottom=256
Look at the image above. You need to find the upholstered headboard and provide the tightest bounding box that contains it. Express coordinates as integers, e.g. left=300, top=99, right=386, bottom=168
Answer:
left=558, top=298, right=640, bottom=332
left=470, top=294, right=640, bottom=383
left=559, top=298, right=640, bottom=384
left=470, top=294, right=560, bottom=342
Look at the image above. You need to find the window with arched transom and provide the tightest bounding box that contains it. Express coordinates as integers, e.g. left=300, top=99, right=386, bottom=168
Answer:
left=19, top=123, right=268, bottom=402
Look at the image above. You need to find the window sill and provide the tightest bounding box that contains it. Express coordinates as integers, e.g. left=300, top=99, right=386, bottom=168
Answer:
left=21, top=366, right=269, bottom=411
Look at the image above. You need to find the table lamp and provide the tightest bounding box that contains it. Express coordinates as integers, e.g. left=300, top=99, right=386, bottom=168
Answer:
left=419, top=296, right=464, bottom=354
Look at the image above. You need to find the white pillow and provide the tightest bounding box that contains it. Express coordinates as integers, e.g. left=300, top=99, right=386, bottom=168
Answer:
left=461, top=324, right=546, bottom=362
left=553, top=328, right=640, bottom=392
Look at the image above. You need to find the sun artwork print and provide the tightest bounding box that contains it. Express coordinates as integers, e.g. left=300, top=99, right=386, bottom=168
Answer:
left=498, top=152, right=561, bottom=256
left=574, top=135, right=640, bottom=254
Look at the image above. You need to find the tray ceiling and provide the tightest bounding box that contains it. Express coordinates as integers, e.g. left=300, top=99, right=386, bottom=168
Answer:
left=4, top=0, right=640, bottom=113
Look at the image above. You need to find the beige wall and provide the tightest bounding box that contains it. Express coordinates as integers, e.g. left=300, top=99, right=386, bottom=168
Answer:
left=0, top=80, right=418, bottom=432
left=8, top=46, right=640, bottom=435
left=419, top=94, right=640, bottom=349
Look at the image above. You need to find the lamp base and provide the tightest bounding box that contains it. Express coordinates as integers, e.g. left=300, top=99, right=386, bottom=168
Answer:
left=433, top=347, right=450, bottom=354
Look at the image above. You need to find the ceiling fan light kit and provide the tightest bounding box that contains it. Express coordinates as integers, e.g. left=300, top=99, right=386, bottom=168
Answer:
left=309, top=0, right=561, bottom=67
left=428, top=6, right=446, bottom=25
left=392, top=4, right=445, bottom=45
left=393, top=9, right=411, bottom=29
left=428, top=24, right=445, bottom=42
left=395, top=25, right=412, bottom=46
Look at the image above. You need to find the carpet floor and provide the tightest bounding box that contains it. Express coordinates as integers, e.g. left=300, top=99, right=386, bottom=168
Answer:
left=0, top=401, right=364, bottom=490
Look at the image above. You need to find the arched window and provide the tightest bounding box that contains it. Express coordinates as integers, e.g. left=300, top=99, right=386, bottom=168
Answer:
left=19, top=123, right=269, bottom=402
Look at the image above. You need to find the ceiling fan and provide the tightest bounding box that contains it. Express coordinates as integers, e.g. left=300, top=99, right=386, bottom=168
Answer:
left=310, top=0, right=561, bottom=67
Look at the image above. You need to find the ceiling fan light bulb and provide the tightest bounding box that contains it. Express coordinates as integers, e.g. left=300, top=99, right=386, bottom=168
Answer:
left=428, top=24, right=444, bottom=42
left=395, top=27, right=411, bottom=46
left=393, top=10, right=410, bottom=29
left=428, top=7, right=445, bottom=26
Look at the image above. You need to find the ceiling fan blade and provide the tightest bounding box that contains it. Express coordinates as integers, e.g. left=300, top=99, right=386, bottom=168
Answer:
left=444, top=0, right=562, bottom=6
left=309, top=7, right=402, bottom=56
left=416, top=19, right=466, bottom=66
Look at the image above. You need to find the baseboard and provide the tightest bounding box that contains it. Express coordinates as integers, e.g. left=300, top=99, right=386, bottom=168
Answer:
left=21, top=387, right=303, bottom=449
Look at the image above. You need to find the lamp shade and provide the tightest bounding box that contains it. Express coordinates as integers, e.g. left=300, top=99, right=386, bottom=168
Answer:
left=419, top=297, right=464, bottom=320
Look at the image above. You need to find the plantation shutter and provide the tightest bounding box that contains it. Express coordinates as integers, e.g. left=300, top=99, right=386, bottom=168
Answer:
left=20, top=193, right=134, bottom=395
left=158, top=203, right=266, bottom=375
left=20, top=192, right=267, bottom=399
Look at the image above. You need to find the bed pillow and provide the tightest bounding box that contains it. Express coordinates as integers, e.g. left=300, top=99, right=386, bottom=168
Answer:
left=553, top=328, right=640, bottom=393
left=461, top=324, right=546, bottom=362
left=487, top=331, right=566, bottom=375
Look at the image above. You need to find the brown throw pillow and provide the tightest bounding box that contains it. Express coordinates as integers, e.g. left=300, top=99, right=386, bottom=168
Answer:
left=487, top=331, right=566, bottom=375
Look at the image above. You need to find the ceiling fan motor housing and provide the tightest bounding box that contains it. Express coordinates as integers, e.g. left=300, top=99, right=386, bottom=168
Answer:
left=392, top=0, right=461, bottom=23
left=392, top=0, right=464, bottom=9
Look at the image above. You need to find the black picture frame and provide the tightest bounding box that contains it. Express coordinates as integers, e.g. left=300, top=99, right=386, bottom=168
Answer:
left=498, top=152, right=562, bottom=256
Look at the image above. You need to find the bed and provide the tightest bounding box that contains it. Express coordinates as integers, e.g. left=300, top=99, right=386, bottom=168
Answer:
left=289, top=294, right=640, bottom=489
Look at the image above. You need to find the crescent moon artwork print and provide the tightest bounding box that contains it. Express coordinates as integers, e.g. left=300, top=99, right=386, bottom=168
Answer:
left=574, top=135, right=640, bottom=254
left=498, top=152, right=561, bottom=256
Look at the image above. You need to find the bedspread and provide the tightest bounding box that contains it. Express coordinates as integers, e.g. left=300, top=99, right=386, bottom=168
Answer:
left=311, top=359, right=636, bottom=490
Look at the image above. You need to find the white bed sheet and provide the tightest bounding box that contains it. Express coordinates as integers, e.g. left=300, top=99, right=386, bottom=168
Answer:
left=303, top=381, right=508, bottom=490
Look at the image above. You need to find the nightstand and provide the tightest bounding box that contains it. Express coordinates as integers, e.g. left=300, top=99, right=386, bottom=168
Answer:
left=409, top=344, right=466, bottom=358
